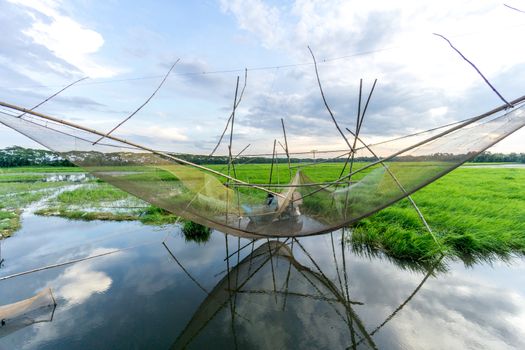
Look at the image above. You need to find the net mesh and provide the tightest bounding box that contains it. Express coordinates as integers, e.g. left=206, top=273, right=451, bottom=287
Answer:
left=0, top=102, right=524, bottom=237
left=0, top=288, right=56, bottom=337
left=172, top=240, right=375, bottom=349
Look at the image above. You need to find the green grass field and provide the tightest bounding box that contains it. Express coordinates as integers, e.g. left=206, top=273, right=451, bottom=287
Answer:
left=351, top=167, right=525, bottom=263
left=1, top=164, right=524, bottom=264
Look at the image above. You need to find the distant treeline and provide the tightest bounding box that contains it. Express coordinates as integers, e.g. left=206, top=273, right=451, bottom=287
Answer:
left=173, top=153, right=377, bottom=164
left=469, top=152, right=525, bottom=163
left=0, top=146, right=524, bottom=167
left=0, top=147, right=74, bottom=167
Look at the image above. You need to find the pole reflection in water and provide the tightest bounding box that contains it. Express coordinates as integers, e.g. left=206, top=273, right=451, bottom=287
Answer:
left=164, top=231, right=441, bottom=350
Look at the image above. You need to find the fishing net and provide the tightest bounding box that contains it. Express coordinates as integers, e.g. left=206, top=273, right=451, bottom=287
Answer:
left=0, top=288, right=56, bottom=338
left=171, top=240, right=377, bottom=349
left=0, top=100, right=524, bottom=237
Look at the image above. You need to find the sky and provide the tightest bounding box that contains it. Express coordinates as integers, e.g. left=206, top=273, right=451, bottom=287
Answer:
left=1, top=0, right=525, bottom=156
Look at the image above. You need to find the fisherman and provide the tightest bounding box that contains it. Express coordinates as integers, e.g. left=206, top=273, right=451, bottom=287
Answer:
left=265, top=193, right=278, bottom=211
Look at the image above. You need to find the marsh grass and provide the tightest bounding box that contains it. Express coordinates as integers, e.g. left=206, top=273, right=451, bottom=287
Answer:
left=182, top=221, right=212, bottom=243
left=0, top=209, right=20, bottom=238
left=56, top=185, right=129, bottom=204
left=0, top=171, right=72, bottom=238
left=350, top=167, right=525, bottom=263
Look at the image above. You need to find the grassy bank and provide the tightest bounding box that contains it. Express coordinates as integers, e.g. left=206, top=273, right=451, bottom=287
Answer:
left=35, top=183, right=179, bottom=225
left=350, top=167, right=525, bottom=263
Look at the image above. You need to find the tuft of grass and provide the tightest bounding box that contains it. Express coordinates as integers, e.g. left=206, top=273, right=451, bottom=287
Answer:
left=182, top=221, right=212, bottom=244
left=139, top=206, right=179, bottom=225
left=0, top=209, right=21, bottom=238
left=55, top=185, right=129, bottom=205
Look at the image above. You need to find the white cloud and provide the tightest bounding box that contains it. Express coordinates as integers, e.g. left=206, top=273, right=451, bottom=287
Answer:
left=220, top=0, right=284, bottom=49
left=52, top=247, right=115, bottom=305
left=137, top=125, right=188, bottom=142
left=428, top=106, right=448, bottom=118
left=9, top=0, right=118, bottom=78
left=218, top=0, right=525, bottom=152
left=56, top=262, right=112, bottom=305
left=222, top=0, right=525, bottom=92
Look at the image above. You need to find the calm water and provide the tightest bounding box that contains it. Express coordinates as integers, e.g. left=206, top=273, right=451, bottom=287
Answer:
left=1, top=211, right=525, bottom=349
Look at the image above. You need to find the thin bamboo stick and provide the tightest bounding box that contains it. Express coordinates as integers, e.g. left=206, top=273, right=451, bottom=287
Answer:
left=308, top=46, right=354, bottom=152
left=18, top=77, right=88, bottom=118
left=281, top=118, right=292, bottom=180
left=269, top=139, right=277, bottom=189
left=228, top=76, right=240, bottom=177
left=209, top=69, right=248, bottom=156
left=504, top=4, right=525, bottom=13
left=433, top=33, right=512, bottom=107
left=93, top=58, right=180, bottom=145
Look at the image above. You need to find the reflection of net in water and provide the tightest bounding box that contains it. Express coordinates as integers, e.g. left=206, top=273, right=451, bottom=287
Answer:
left=1, top=98, right=525, bottom=238
left=0, top=288, right=56, bottom=338
left=168, top=239, right=439, bottom=349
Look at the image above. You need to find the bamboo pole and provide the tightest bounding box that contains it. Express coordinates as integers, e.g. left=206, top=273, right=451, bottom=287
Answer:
left=228, top=76, right=240, bottom=176
left=226, top=77, right=241, bottom=221
left=352, top=255, right=444, bottom=348
left=281, top=118, right=292, bottom=181
left=163, top=242, right=209, bottom=295
left=505, top=4, right=525, bottom=13
left=0, top=240, right=158, bottom=281
left=269, top=139, right=277, bottom=189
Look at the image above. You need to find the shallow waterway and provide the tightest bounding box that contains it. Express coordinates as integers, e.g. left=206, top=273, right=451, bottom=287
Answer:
left=0, top=209, right=524, bottom=349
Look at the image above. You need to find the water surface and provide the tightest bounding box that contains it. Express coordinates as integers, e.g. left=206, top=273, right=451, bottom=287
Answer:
left=0, top=211, right=524, bottom=349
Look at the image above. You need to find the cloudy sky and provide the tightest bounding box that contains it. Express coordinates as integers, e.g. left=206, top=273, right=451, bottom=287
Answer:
left=1, top=0, right=525, bottom=155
